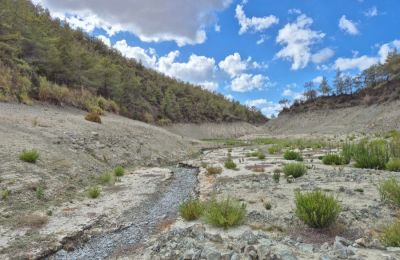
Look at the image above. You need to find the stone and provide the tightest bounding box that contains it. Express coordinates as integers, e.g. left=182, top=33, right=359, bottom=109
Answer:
left=386, top=247, right=400, bottom=252
left=279, top=250, right=297, bottom=260
left=240, top=230, right=258, bottom=245
left=298, top=243, right=314, bottom=254
left=209, top=233, right=223, bottom=243
left=257, top=244, right=271, bottom=259
left=320, top=255, right=331, bottom=260
left=335, top=236, right=352, bottom=247
left=221, top=251, right=233, bottom=260
left=183, top=249, right=194, bottom=259
left=354, top=238, right=366, bottom=247
left=334, top=240, right=348, bottom=259
left=230, top=253, right=241, bottom=260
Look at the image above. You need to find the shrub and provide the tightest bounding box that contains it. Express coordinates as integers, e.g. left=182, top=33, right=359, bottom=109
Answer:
left=99, top=172, right=113, bottom=184
left=17, top=213, right=48, bottom=228
left=352, top=139, right=389, bottom=169
left=252, top=166, right=265, bottom=173
left=224, top=159, right=236, bottom=169
left=381, top=219, right=400, bottom=247
left=19, top=149, right=39, bottom=163
left=114, top=166, right=125, bottom=177
left=1, top=189, right=10, bottom=200
left=273, top=170, right=281, bottom=183
left=85, top=112, right=102, bottom=123
left=284, top=150, right=303, bottom=161
left=268, top=145, right=282, bottom=154
left=203, top=197, right=246, bottom=229
left=206, top=166, right=223, bottom=175
left=87, top=186, right=101, bottom=198
left=264, top=202, right=272, bottom=210
left=386, top=159, right=400, bottom=172
left=283, top=163, right=307, bottom=178
left=341, top=143, right=354, bottom=164
left=322, top=154, right=346, bottom=165
left=179, top=198, right=205, bottom=221
left=36, top=186, right=45, bottom=200
left=295, top=190, right=341, bottom=228
left=378, top=177, right=400, bottom=207
left=257, top=152, right=266, bottom=160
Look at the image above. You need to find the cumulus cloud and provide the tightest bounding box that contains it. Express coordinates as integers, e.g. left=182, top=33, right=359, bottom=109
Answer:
left=113, top=40, right=157, bottom=68
left=245, top=99, right=268, bottom=107
left=97, top=35, right=111, bottom=47
left=378, top=40, right=400, bottom=63
left=245, top=99, right=283, bottom=117
left=312, top=76, right=324, bottom=84
left=364, top=6, right=378, bottom=17
left=219, top=53, right=249, bottom=78
left=35, top=0, right=232, bottom=46
left=276, top=14, right=325, bottom=70
left=339, top=15, right=359, bottom=35
left=235, top=4, right=279, bottom=35
left=282, top=88, right=304, bottom=101
left=311, top=48, right=335, bottom=64
left=230, top=74, right=267, bottom=92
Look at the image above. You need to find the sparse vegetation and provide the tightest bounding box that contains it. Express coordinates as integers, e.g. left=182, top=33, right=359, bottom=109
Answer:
left=283, top=163, right=307, bottom=178
left=114, top=166, right=125, bottom=177
left=273, top=169, right=281, bottom=183
left=381, top=219, right=400, bottom=247
left=87, top=186, right=101, bottom=199
left=17, top=213, right=49, bottom=228
left=257, top=152, right=266, bottom=160
left=203, top=197, right=246, bottom=229
left=386, top=159, right=400, bottom=172
left=322, top=154, right=346, bottom=165
left=295, top=189, right=341, bottom=228
left=378, top=177, right=400, bottom=207
left=354, top=188, right=364, bottom=193
left=99, top=172, right=113, bottom=184
left=179, top=198, right=205, bottom=221
left=252, top=166, right=265, bottom=173
left=224, top=159, right=237, bottom=169
left=36, top=186, right=45, bottom=200
left=264, top=202, right=272, bottom=210
left=85, top=112, right=102, bottom=124
left=268, top=145, right=282, bottom=154
left=206, top=166, right=223, bottom=175
left=284, top=150, right=303, bottom=161
left=19, top=149, right=40, bottom=163
left=1, top=189, right=10, bottom=200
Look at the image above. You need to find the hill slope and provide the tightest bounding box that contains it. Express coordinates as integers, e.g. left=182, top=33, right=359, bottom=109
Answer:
left=0, top=0, right=266, bottom=124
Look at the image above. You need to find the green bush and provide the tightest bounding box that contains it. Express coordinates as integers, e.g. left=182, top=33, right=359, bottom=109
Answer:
left=19, top=149, right=39, bottom=163
left=268, top=145, right=282, bottom=154
left=283, top=163, right=307, bottom=178
left=322, top=154, right=346, bottom=165
left=386, top=159, right=400, bottom=172
left=295, top=190, right=341, bottom=228
left=378, top=177, right=400, bottom=206
left=206, top=166, right=223, bottom=175
left=381, top=219, right=400, bottom=247
left=1, top=189, right=10, bottom=200
left=224, top=159, right=236, bottom=169
left=284, top=150, right=303, bottom=161
left=352, top=139, right=389, bottom=169
left=87, top=186, right=101, bottom=198
left=85, top=112, right=102, bottom=123
left=99, top=172, right=113, bottom=184
left=179, top=198, right=205, bottom=221
left=257, top=152, right=266, bottom=160
left=36, top=186, right=45, bottom=200
left=204, top=197, right=246, bottom=229
left=341, top=143, right=354, bottom=164
left=114, top=166, right=125, bottom=177
left=273, top=169, right=281, bottom=183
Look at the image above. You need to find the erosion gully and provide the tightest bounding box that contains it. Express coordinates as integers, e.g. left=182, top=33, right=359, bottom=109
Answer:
left=46, top=166, right=198, bottom=260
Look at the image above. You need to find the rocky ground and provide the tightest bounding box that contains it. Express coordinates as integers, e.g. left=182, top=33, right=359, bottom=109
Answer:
left=131, top=143, right=400, bottom=260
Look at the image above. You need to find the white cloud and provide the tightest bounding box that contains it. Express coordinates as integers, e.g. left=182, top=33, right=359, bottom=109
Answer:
left=113, top=40, right=157, bottom=68
left=157, top=51, right=218, bottom=91
left=334, top=56, right=378, bottom=71
left=97, top=35, right=111, bottom=47
left=378, top=40, right=400, bottom=63
left=245, top=99, right=283, bottom=117
left=215, top=24, right=221, bottom=32
left=235, top=4, right=279, bottom=35
left=364, top=6, right=378, bottom=17
left=288, top=9, right=302, bottom=15
left=339, top=15, right=359, bottom=35
left=282, top=88, right=304, bottom=100
left=230, top=73, right=267, bottom=92
left=225, top=94, right=234, bottom=101
left=276, top=14, right=325, bottom=70
left=312, top=76, right=324, bottom=84
left=311, top=48, right=335, bottom=64
left=219, top=53, right=249, bottom=78
left=245, top=99, right=268, bottom=107
left=35, top=0, right=232, bottom=46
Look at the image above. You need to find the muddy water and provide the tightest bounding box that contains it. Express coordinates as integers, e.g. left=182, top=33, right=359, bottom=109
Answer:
left=49, top=167, right=198, bottom=260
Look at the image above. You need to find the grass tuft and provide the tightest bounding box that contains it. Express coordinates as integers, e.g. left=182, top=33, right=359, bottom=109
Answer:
left=99, top=172, right=113, bottom=184
left=224, top=159, right=237, bottom=169
left=203, top=197, right=246, bottom=229
left=206, top=166, right=223, bottom=175
left=85, top=112, right=102, bottom=123
left=378, top=177, right=400, bottom=207
left=386, top=159, right=400, bottom=172
left=114, top=165, right=125, bottom=177
left=284, top=150, right=303, bottom=161
left=381, top=219, right=400, bottom=247
left=295, top=189, right=341, bottom=228
left=283, top=163, right=307, bottom=178
left=87, top=186, right=101, bottom=198
left=179, top=198, right=205, bottom=221
left=19, top=149, right=39, bottom=163
left=322, top=154, right=346, bottom=165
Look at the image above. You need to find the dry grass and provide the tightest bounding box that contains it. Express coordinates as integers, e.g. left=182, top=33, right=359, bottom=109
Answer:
left=17, top=213, right=48, bottom=228
left=85, top=112, right=102, bottom=124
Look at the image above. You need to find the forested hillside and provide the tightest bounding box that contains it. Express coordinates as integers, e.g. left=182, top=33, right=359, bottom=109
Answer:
left=280, top=51, right=400, bottom=114
left=0, top=0, right=267, bottom=124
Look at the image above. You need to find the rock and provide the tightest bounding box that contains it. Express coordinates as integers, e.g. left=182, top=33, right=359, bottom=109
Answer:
left=320, top=242, right=330, bottom=251
left=335, top=236, right=352, bottom=247
left=208, top=233, right=223, bottom=243
left=334, top=240, right=348, bottom=259
left=183, top=249, right=194, bottom=259
left=386, top=247, right=400, bottom=252
left=201, top=247, right=221, bottom=260
left=298, top=243, right=314, bottom=254
left=230, top=253, right=240, bottom=260
left=279, top=249, right=297, bottom=260
left=347, top=246, right=357, bottom=256
left=320, top=255, right=331, bottom=260
left=240, top=230, right=258, bottom=245
left=355, top=238, right=366, bottom=247
left=221, top=251, right=233, bottom=260
left=257, top=243, right=271, bottom=259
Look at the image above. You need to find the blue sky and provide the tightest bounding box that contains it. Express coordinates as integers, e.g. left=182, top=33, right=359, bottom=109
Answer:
left=33, top=0, right=400, bottom=116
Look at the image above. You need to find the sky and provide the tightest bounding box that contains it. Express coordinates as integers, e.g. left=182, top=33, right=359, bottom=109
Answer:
left=32, top=0, right=400, bottom=117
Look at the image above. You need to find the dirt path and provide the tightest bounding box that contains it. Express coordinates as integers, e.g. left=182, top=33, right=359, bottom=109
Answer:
left=47, top=167, right=198, bottom=259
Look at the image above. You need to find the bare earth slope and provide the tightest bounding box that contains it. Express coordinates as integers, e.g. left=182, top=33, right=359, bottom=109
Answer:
left=264, top=101, right=400, bottom=135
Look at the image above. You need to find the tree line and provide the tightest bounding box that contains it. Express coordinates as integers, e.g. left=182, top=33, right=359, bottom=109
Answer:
left=0, top=0, right=267, bottom=124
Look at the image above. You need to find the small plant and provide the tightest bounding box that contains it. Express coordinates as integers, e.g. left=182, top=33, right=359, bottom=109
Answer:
left=381, top=219, right=400, bottom=247
left=19, top=149, right=40, bottom=163
left=179, top=198, right=205, bottom=221
left=85, top=112, right=102, bottom=124
left=252, top=166, right=265, bottom=173
left=224, top=159, right=237, bottom=169
left=264, top=202, right=272, bottom=210
left=114, top=166, right=125, bottom=177
left=17, top=213, right=48, bottom=228
left=99, top=172, right=113, bottom=184
left=257, top=152, right=266, bottom=160
left=36, top=186, right=45, bottom=200
left=1, top=189, right=10, bottom=200
left=352, top=139, right=389, bottom=169
left=268, top=145, right=281, bottom=154
left=228, top=148, right=232, bottom=153
left=283, top=163, right=307, bottom=178
left=273, top=169, right=281, bottom=183
left=206, top=166, right=223, bottom=175
left=322, top=154, right=346, bottom=165
left=284, top=150, right=303, bottom=161
left=201, top=162, right=208, bottom=168
left=378, top=177, right=400, bottom=207
left=354, top=188, right=364, bottom=193
left=386, top=159, right=400, bottom=172
left=203, top=197, right=246, bottom=229
left=295, top=189, right=341, bottom=228
left=87, top=186, right=101, bottom=198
